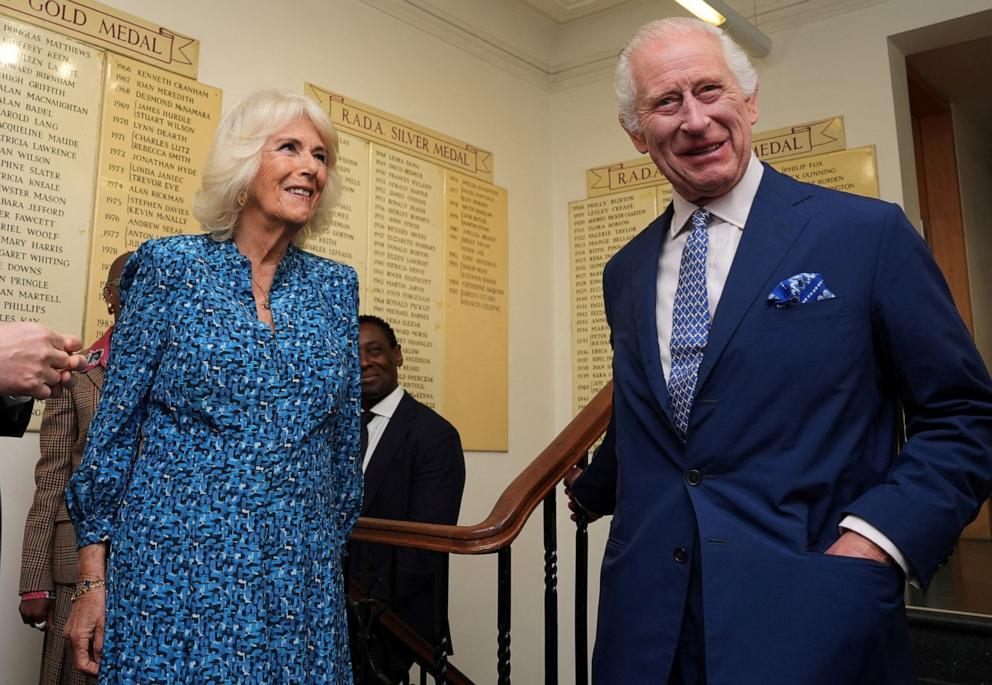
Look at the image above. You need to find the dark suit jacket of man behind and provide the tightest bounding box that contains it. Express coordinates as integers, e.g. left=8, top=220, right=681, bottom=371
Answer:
left=1, top=400, right=32, bottom=437
left=569, top=17, right=992, bottom=685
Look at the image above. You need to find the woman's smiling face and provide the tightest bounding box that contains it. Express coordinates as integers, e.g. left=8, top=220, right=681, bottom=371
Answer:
left=244, top=116, right=328, bottom=230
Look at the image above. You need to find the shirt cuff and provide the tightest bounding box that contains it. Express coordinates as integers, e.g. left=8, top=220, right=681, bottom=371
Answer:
left=839, top=515, right=919, bottom=587
left=3, top=395, right=31, bottom=407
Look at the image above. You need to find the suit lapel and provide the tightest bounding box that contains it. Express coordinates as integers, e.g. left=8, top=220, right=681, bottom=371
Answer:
left=634, top=206, right=676, bottom=424
left=695, top=167, right=813, bottom=394
left=362, top=392, right=416, bottom=514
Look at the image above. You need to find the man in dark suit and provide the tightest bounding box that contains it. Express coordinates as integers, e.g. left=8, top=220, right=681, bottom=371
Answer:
left=566, top=17, right=992, bottom=684
left=1, top=322, right=87, bottom=437
left=349, top=315, right=465, bottom=682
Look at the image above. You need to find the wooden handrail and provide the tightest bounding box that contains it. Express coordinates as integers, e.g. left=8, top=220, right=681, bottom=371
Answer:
left=350, top=382, right=612, bottom=555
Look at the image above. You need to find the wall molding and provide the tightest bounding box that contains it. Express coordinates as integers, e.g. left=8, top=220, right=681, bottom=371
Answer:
left=359, top=0, right=620, bottom=91
left=359, top=0, right=892, bottom=92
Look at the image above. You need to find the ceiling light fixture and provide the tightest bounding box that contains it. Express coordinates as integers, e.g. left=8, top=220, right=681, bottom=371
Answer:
left=673, top=0, right=772, bottom=57
left=674, top=0, right=725, bottom=25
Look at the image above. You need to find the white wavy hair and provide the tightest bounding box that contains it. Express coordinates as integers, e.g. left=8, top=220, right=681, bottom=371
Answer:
left=615, top=18, right=758, bottom=135
left=192, top=89, right=342, bottom=241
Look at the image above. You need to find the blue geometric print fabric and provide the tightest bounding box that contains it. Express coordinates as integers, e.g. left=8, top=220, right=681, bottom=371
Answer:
left=668, top=208, right=712, bottom=436
left=767, top=272, right=835, bottom=308
left=66, top=235, right=363, bottom=684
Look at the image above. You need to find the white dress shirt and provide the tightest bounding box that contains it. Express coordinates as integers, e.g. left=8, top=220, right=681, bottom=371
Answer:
left=362, top=384, right=405, bottom=472
left=656, top=154, right=762, bottom=380
left=655, top=153, right=913, bottom=581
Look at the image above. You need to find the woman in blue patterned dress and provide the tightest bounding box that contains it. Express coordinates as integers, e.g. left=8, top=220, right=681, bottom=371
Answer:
left=63, top=89, right=363, bottom=684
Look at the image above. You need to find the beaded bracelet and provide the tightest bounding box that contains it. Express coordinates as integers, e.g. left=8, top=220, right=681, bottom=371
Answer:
left=71, top=578, right=106, bottom=602
left=20, top=591, right=55, bottom=601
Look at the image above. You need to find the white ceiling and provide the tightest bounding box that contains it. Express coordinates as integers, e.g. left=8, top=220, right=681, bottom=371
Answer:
left=359, top=0, right=911, bottom=92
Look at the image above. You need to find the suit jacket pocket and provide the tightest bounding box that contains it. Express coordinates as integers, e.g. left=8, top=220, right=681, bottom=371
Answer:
left=52, top=522, right=79, bottom=585
left=54, top=501, right=71, bottom=524
left=711, top=547, right=911, bottom=684
left=768, top=297, right=848, bottom=328
left=802, top=550, right=903, bottom=606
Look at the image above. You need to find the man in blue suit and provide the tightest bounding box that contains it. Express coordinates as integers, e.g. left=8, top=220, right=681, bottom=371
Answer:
left=566, top=17, right=992, bottom=684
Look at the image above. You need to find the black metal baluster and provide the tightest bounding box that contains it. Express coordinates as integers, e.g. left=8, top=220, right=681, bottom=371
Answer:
left=575, top=452, right=589, bottom=685
left=497, top=546, right=512, bottom=685
left=388, top=546, right=399, bottom=609
left=543, top=490, right=559, bottom=684
left=432, top=551, right=450, bottom=685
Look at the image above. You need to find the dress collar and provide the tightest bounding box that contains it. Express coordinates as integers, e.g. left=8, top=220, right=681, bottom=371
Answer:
left=208, top=235, right=301, bottom=302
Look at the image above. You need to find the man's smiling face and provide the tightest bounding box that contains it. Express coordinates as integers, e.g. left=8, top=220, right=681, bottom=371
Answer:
left=627, top=32, right=758, bottom=203
left=359, top=321, right=402, bottom=409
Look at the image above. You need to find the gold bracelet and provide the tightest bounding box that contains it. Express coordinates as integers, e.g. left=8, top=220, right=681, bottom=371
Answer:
left=71, top=578, right=106, bottom=602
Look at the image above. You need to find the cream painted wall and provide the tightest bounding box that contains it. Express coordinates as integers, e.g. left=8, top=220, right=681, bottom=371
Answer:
left=4, top=0, right=992, bottom=683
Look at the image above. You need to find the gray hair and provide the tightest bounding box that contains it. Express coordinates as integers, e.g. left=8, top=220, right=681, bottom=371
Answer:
left=615, top=18, right=758, bottom=135
left=192, top=89, right=342, bottom=241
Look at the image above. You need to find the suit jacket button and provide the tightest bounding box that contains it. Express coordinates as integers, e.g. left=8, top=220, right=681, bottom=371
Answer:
left=673, top=547, right=688, bottom=564
left=685, top=469, right=703, bottom=486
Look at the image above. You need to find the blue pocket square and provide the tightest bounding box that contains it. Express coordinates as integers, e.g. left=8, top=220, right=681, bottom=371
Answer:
left=768, top=272, right=835, bottom=308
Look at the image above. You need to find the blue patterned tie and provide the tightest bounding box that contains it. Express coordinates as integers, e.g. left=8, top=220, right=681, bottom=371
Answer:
left=669, top=208, right=712, bottom=436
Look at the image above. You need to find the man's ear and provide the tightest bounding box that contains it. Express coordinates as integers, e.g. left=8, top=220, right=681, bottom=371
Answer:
left=746, top=86, right=759, bottom=126
left=624, top=117, right=649, bottom=154
left=393, top=344, right=403, bottom=368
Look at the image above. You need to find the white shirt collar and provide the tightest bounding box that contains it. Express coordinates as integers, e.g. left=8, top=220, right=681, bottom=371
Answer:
left=670, top=152, right=765, bottom=237
left=367, top=384, right=405, bottom=419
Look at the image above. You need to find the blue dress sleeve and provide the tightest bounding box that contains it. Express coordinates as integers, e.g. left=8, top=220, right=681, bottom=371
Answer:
left=331, top=265, right=363, bottom=539
left=66, top=242, right=176, bottom=546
